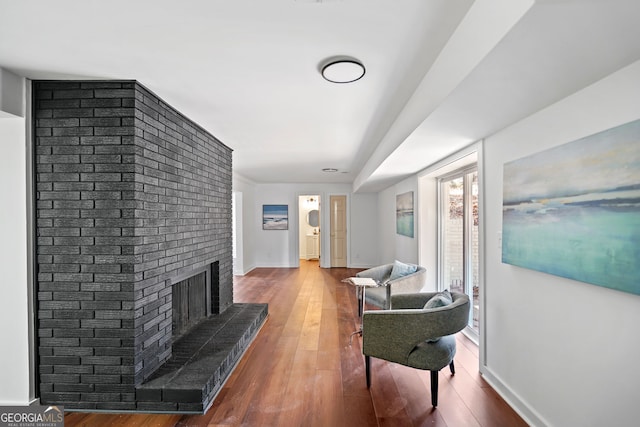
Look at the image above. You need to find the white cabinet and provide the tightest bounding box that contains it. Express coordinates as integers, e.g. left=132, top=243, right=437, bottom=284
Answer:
left=306, top=234, right=319, bottom=260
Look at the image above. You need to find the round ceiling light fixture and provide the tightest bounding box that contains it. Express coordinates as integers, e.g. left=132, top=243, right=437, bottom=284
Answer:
left=322, top=168, right=339, bottom=172
left=321, top=57, right=365, bottom=84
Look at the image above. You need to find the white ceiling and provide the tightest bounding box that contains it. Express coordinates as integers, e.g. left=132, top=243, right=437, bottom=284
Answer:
left=1, top=0, right=639, bottom=192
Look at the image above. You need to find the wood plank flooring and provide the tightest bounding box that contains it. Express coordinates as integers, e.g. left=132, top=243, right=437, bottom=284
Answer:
left=64, top=260, right=527, bottom=427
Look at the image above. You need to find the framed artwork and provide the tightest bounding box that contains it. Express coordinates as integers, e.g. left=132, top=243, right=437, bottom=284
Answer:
left=502, top=119, right=640, bottom=295
left=396, top=191, right=414, bottom=238
left=262, top=204, right=288, bottom=230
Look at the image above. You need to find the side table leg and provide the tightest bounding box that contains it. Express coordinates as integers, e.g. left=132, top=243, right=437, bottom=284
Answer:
left=349, top=328, right=362, bottom=346
left=350, top=286, right=367, bottom=346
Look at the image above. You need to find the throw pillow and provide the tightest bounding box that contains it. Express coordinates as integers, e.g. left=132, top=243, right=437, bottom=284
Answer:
left=423, top=290, right=452, bottom=309
left=389, top=260, right=418, bottom=281
left=424, top=290, right=453, bottom=343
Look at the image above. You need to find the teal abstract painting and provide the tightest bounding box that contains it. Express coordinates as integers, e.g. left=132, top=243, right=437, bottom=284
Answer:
left=396, top=191, right=414, bottom=238
left=502, top=119, right=640, bottom=295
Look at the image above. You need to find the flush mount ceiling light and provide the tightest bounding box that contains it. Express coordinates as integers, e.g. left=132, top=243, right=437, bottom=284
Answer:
left=320, top=57, right=365, bottom=84
left=322, top=168, right=339, bottom=172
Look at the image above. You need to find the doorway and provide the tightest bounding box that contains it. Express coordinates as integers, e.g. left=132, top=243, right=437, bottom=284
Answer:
left=440, top=166, right=479, bottom=337
left=298, top=195, right=320, bottom=262
left=329, top=195, right=347, bottom=267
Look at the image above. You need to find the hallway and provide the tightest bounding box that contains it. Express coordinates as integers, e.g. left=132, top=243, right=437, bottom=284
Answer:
left=65, top=260, right=526, bottom=426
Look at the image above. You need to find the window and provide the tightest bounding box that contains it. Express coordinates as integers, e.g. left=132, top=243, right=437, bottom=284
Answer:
left=440, top=167, right=479, bottom=335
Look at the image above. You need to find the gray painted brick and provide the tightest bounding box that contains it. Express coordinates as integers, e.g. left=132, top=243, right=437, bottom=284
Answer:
left=39, top=301, right=80, bottom=311
left=38, top=118, right=80, bottom=128
left=55, top=384, right=94, bottom=393
left=81, top=301, right=122, bottom=310
left=54, top=329, right=95, bottom=338
left=81, top=82, right=126, bottom=89
left=81, top=356, right=122, bottom=366
left=81, top=98, right=122, bottom=108
left=53, top=108, right=94, bottom=118
left=39, top=283, right=79, bottom=293
left=52, top=127, right=94, bottom=137
left=53, top=163, right=94, bottom=173
left=80, top=209, right=122, bottom=218
left=39, top=337, right=80, bottom=347
left=54, top=365, right=94, bottom=374
left=52, top=290, right=94, bottom=299
left=53, top=310, right=94, bottom=319
left=39, top=318, right=82, bottom=329
left=35, top=80, right=233, bottom=411
left=95, top=89, right=135, bottom=98
left=53, top=182, right=94, bottom=191
left=39, top=99, right=81, bottom=109
left=53, top=346, right=94, bottom=356
left=81, top=393, right=121, bottom=402
left=53, top=89, right=93, bottom=99
left=94, top=107, right=135, bottom=117
left=80, top=117, right=121, bottom=127
left=53, top=254, right=94, bottom=263
left=39, top=191, right=81, bottom=201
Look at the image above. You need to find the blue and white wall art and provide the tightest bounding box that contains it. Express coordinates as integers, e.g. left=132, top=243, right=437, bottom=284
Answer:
left=263, top=204, right=288, bottom=230
left=502, top=119, right=640, bottom=295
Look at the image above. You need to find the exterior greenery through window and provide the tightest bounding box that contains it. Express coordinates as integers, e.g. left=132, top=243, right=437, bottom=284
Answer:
left=440, top=167, right=479, bottom=335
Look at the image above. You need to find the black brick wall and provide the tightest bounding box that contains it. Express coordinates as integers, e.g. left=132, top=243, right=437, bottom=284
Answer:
left=34, top=80, right=233, bottom=410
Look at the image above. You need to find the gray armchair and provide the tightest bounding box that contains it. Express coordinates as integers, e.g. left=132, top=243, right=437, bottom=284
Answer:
left=362, top=291, right=470, bottom=407
left=356, top=263, right=426, bottom=312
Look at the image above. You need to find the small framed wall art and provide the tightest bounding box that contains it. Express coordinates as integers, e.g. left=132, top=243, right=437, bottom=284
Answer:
left=263, top=204, right=289, bottom=230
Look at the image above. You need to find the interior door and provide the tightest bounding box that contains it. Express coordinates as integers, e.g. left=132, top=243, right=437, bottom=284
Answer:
left=329, top=195, right=347, bottom=267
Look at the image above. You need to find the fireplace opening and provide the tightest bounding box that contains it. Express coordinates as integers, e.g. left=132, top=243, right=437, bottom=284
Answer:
left=172, top=262, right=219, bottom=341
left=172, top=271, right=207, bottom=339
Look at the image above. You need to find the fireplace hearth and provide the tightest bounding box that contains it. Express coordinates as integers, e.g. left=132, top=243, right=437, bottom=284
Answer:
left=33, top=80, right=267, bottom=412
left=136, top=303, right=267, bottom=412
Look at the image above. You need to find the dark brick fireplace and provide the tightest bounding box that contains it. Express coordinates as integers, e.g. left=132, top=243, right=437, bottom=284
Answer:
left=33, top=80, right=266, bottom=412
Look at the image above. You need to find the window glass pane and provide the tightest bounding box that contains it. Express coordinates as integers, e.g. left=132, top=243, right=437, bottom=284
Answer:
left=470, top=171, right=479, bottom=333
left=444, top=177, right=464, bottom=295
left=441, top=170, right=479, bottom=335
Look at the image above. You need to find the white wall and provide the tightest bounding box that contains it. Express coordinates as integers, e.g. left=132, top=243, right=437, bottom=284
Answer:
left=0, top=67, right=24, bottom=118
left=482, top=60, right=640, bottom=427
left=0, top=68, right=31, bottom=405
left=236, top=182, right=379, bottom=269
left=252, top=183, right=304, bottom=268
left=349, top=192, right=379, bottom=268
left=233, top=174, right=257, bottom=275
left=377, top=187, right=396, bottom=263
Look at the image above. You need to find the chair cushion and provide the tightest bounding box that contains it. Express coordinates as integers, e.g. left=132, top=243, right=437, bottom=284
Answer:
left=407, top=335, right=457, bottom=371
left=389, top=260, right=418, bottom=281
left=423, top=290, right=452, bottom=309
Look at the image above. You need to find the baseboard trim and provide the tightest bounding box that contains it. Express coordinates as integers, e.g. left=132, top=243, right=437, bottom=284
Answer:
left=480, top=365, right=549, bottom=427
left=234, top=265, right=256, bottom=276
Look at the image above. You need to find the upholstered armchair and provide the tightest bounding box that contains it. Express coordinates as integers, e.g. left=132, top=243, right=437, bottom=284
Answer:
left=355, top=262, right=426, bottom=313
left=362, top=291, right=470, bottom=407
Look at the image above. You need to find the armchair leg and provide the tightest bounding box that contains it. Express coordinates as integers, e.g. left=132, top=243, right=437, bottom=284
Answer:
left=449, top=360, right=455, bottom=375
left=430, top=370, right=439, bottom=407
left=365, top=355, right=371, bottom=388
